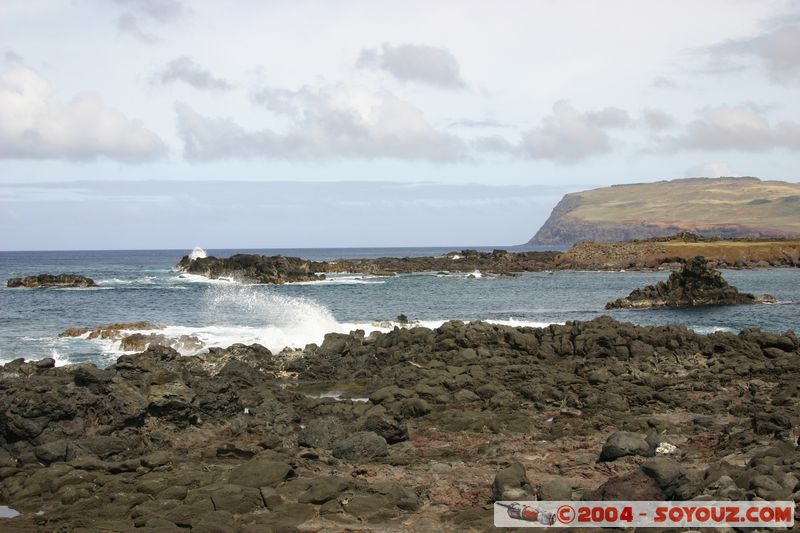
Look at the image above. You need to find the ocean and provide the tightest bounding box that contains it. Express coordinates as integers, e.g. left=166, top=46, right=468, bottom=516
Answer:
left=1, top=247, right=798, bottom=367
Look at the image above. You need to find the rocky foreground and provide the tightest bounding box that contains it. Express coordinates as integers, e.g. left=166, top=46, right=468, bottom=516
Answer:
left=6, top=274, right=98, bottom=289
left=1, top=317, right=799, bottom=531
left=606, top=256, right=777, bottom=309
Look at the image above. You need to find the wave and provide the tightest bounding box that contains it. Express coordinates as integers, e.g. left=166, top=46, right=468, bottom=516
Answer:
left=76, top=285, right=561, bottom=357
left=176, top=273, right=236, bottom=284
left=690, top=325, right=736, bottom=335
left=290, top=274, right=387, bottom=286
left=189, top=246, right=207, bottom=260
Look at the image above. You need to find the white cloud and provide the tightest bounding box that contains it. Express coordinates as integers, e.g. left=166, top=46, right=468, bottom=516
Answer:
left=705, top=23, right=800, bottom=84
left=651, top=76, right=678, bottom=89
left=112, top=0, right=187, bottom=43
left=177, top=84, right=466, bottom=162
left=0, top=68, right=166, bottom=162
left=684, top=162, right=739, bottom=178
left=642, top=108, right=676, bottom=130
left=158, top=56, right=231, bottom=91
left=478, top=101, right=628, bottom=162
left=357, top=43, right=467, bottom=89
left=660, top=104, right=800, bottom=152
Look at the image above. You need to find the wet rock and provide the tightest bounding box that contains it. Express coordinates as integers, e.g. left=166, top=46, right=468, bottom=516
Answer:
left=600, top=431, right=653, bottom=462
left=332, top=432, right=387, bottom=461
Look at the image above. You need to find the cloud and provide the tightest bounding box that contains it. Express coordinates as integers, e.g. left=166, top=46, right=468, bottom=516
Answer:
left=116, top=13, right=158, bottom=43
left=705, top=23, right=800, bottom=84
left=0, top=68, right=166, bottom=162
left=158, top=56, right=231, bottom=91
left=112, top=0, right=187, bottom=43
left=176, top=84, right=466, bottom=162
left=659, top=104, right=800, bottom=152
left=652, top=76, right=678, bottom=89
left=641, top=108, right=676, bottom=130
left=585, top=107, right=631, bottom=128
left=478, top=101, right=628, bottom=162
left=449, top=118, right=512, bottom=129
left=4, top=49, right=22, bottom=64
left=684, top=162, right=739, bottom=178
left=357, top=43, right=467, bottom=89
left=113, top=0, right=185, bottom=22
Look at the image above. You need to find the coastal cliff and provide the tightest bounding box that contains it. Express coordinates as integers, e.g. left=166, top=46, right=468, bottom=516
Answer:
left=529, top=177, right=800, bottom=246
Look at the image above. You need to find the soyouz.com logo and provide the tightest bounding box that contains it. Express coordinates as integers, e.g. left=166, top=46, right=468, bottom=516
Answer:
left=493, top=501, right=795, bottom=528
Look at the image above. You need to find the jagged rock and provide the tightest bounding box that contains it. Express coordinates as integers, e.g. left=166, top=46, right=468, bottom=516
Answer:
left=7, top=274, right=98, bottom=288
left=176, top=253, right=324, bottom=284
left=606, top=256, right=777, bottom=309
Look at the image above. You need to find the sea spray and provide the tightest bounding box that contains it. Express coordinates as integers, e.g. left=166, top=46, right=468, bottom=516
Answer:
left=189, top=246, right=208, bottom=261
left=199, top=283, right=341, bottom=352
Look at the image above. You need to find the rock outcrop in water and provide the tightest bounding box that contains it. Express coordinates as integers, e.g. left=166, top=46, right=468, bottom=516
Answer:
left=175, top=236, right=800, bottom=286
left=606, top=256, right=777, bottom=309
left=176, top=253, right=325, bottom=284
left=6, top=274, right=98, bottom=288
left=1, top=317, right=799, bottom=530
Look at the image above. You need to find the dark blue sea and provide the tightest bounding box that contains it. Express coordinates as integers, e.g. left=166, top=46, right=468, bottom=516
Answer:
left=1, top=247, right=798, bottom=367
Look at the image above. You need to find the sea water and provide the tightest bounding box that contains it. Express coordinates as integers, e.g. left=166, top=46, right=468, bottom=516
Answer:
left=0, top=248, right=798, bottom=366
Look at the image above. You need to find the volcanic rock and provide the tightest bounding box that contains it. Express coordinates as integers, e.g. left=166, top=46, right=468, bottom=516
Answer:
left=606, top=256, right=777, bottom=309
left=7, top=274, right=98, bottom=288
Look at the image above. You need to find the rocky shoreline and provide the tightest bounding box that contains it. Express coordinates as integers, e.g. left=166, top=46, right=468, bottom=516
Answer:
left=1, top=317, right=798, bottom=530
left=173, top=235, right=800, bottom=284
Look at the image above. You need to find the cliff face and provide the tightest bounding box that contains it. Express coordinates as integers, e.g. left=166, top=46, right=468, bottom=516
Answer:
left=529, top=177, right=800, bottom=245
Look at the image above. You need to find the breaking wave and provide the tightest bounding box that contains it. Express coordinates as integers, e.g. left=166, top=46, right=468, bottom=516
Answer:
left=189, top=246, right=208, bottom=260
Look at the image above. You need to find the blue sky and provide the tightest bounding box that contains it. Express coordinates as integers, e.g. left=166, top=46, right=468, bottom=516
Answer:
left=1, top=1, right=799, bottom=249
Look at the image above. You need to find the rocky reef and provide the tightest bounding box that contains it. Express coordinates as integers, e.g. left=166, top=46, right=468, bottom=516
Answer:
left=1, top=317, right=799, bottom=530
left=176, top=254, right=325, bottom=284
left=175, top=236, right=800, bottom=285
left=6, top=274, right=98, bottom=289
left=606, top=256, right=777, bottom=309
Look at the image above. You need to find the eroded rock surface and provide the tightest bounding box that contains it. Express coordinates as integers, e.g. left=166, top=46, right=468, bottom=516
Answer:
left=1, top=317, right=798, bottom=530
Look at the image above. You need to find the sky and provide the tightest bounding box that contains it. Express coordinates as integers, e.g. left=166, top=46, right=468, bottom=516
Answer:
left=1, top=0, right=799, bottom=250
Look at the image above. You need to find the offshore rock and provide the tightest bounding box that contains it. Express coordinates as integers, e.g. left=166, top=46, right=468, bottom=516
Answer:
left=606, top=256, right=777, bottom=309
left=7, top=274, right=98, bottom=288
left=176, top=253, right=324, bottom=284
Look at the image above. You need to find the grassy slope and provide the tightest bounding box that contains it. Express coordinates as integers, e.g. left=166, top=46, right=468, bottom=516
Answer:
left=567, top=177, right=800, bottom=233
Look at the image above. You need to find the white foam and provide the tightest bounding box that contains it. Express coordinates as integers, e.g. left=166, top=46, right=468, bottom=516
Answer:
left=176, top=273, right=236, bottom=284
left=290, top=274, right=387, bottom=286
left=77, top=282, right=561, bottom=356
left=466, top=269, right=482, bottom=279
left=50, top=348, right=71, bottom=367
left=189, top=246, right=207, bottom=260
left=691, top=325, right=735, bottom=335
